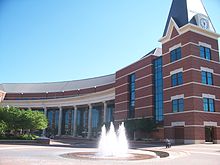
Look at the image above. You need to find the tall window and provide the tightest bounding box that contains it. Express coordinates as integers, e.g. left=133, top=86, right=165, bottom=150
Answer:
left=128, top=74, right=135, bottom=118
left=200, top=46, right=211, bottom=60
left=106, top=105, right=114, bottom=123
left=154, top=57, right=164, bottom=122
left=201, top=71, right=213, bottom=85
left=171, top=72, right=183, bottom=86
left=203, top=98, right=215, bottom=112
left=170, top=47, right=181, bottom=62
left=172, top=98, right=184, bottom=112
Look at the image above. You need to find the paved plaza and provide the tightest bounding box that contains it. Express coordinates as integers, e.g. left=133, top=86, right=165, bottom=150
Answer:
left=0, top=139, right=220, bottom=165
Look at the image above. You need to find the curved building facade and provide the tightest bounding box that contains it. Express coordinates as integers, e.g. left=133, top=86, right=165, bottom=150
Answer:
left=1, top=0, right=220, bottom=144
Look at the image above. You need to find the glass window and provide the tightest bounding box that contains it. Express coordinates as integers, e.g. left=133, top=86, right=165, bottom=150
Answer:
left=171, top=74, right=177, bottom=86
left=172, top=98, right=184, bottom=112
left=203, top=98, right=215, bottom=112
left=200, top=46, right=211, bottom=60
left=170, top=48, right=182, bottom=62
left=178, top=98, right=184, bottom=112
left=209, top=99, right=215, bottom=112
left=153, top=57, right=164, bottom=122
left=171, top=72, right=183, bottom=86
left=177, top=72, right=183, bottom=84
left=207, top=72, right=213, bottom=85
left=201, top=71, right=207, bottom=84
left=129, top=73, right=135, bottom=118
left=172, top=100, right=178, bottom=112
left=203, top=98, right=208, bottom=112
left=201, top=71, right=213, bottom=85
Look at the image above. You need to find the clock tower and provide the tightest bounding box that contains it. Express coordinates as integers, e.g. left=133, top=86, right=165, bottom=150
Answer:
left=160, top=0, right=220, bottom=144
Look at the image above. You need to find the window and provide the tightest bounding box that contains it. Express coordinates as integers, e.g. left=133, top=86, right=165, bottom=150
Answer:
left=172, top=98, right=184, bottom=112
left=170, top=47, right=181, bottom=62
left=200, top=46, right=211, bottom=60
left=203, top=98, right=215, bottom=112
left=153, top=57, right=164, bottom=122
left=201, top=71, right=213, bottom=85
left=129, top=74, right=135, bottom=118
left=171, top=72, right=183, bottom=86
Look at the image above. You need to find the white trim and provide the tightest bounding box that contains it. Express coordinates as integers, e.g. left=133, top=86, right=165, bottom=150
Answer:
left=164, top=110, right=220, bottom=116
left=164, top=67, right=220, bottom=79
left=159, top=18, right=180, bottom=43
left=164, top=125, right=204, bottom=128
left=164, top=81, right=220, bottom=91
left=159, top=22, right=220, bottom=44
left=136, top=84, right=153, bottom=91
left=199, top=42, right=212, bottom=49
left=164, top=95, right=202, bottom=103
left=114, top=116, right=153, bottom=122
left=202, top=93, right=216, bottom=99
left=136, top=95, right=153, bottom=100
left=135, top=74, right=153, bottom=82
left=170, top=68, right=183, bottom=75
left=114, top=110, right=127, bottom=114
left=204, top=121, right=217, bottom=127
left=115, top=83, right=128, bottom=89
left=136, top=105, right=153, bottom=110
left=115, top=100, right=128, bottom=105
left=169, top=43, right=182, bottom=52
left=163, top=41, right=219, bottom=57
left=171, top=121, right=185, bottom=127
left=115, top=91, right=128, bottom=97
left=200, top=67, right=214, bottom=73
left=163, top=54, right=220, bottom=69
left=164, top=125, right=219, bottom=128
left=2, top=88, right=115, bottom=108
left=184, top=125, right=204, bottom=128
left=171, top=94, right=184, bottom=100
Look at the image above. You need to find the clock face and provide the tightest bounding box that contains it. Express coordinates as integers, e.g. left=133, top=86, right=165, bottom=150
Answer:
left=200, top=18, right=209, bottom=29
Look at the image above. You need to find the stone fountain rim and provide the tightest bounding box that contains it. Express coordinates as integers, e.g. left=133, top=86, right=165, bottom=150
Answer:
left=60, top=149, right=160, bottom=161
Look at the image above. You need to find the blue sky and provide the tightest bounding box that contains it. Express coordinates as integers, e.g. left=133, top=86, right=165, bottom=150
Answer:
left=0, top=0, right=219, bottom=83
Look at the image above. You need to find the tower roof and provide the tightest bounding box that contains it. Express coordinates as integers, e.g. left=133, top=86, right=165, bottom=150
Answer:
left=163, top=0, right=215, bottom=36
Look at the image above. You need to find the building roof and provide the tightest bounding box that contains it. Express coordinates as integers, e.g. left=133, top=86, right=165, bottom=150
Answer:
left=0, top=74, right=115, bottom=93
left=163, top=0, right=215, bottom=36
left=141, top=47, right=162, bottom=59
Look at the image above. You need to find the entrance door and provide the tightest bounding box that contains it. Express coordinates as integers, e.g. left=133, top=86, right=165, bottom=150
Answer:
left=174, top=126, right=184, bottom=144
left=205, top=126, right=214, bottom=143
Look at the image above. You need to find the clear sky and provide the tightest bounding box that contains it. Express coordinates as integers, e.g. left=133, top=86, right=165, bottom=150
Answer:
left=0, top=0, right=219, bottom=83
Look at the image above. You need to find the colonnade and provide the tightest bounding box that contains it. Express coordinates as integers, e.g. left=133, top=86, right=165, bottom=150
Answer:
left=42, top=101, right=113, bottom=139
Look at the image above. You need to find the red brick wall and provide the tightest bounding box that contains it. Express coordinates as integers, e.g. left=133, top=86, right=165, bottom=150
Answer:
left=115, top=55, right=157, bottom=121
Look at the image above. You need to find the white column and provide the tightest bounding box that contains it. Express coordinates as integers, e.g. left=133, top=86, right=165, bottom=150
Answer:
left=103, top=102, right=107, bottom=124
left=43, top=107, right=47, bottom=136
left=87, top=104, right=92, bottom=139
left=73, top=106, right=77, bottom=137
left=58, top=106, right=62, bottom=136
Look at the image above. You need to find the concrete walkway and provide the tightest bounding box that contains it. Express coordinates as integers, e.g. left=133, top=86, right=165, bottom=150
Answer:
left=0, top=139, right=220, bottom=165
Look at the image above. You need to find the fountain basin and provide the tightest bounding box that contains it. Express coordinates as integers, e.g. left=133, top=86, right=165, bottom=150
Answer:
left=61, top=149, right=157, bottom=161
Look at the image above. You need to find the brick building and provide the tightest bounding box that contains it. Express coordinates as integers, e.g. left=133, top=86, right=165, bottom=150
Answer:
left=0, top=0, right=219, bottom=144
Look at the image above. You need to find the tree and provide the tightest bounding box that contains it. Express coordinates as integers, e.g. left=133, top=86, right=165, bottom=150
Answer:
left=0, top=120, right=7, bottom=135
left=0, top=106, right=48, bottom=136
left=124, top=118, right=157, bottom=140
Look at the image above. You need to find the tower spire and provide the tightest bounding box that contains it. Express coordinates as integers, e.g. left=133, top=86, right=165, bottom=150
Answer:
left=163, top=0, right=215, bottom=37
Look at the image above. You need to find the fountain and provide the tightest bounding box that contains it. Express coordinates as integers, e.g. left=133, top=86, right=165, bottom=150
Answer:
left=97, top=122, right=128, bottom=157
left=60, top=122, right=160, bottom=161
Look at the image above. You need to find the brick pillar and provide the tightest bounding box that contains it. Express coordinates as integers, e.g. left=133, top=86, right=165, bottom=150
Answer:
left=214, top=127, right=220, bottom=144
